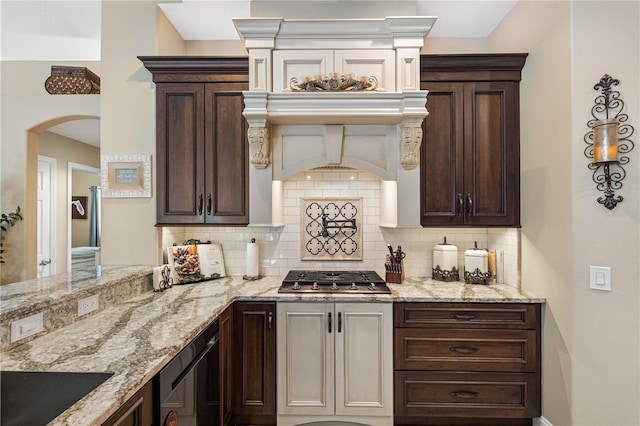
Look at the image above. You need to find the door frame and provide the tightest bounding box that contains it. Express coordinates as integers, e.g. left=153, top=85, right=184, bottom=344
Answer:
left=67, top=162, right=101, bottom=271
left=37, top=155, right=56, bottom=277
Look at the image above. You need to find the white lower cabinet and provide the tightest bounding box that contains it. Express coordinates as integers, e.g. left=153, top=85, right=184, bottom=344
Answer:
left=277, top=302, right=393, bottom=426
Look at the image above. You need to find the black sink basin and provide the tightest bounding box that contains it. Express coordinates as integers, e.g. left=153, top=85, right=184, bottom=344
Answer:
left=1, top=370, right=113, bottom=426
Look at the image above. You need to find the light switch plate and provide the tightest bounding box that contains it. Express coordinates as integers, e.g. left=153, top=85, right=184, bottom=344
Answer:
left=590, top=266, right=611, bottom=291
left=10, top=312, right=44, bottom=342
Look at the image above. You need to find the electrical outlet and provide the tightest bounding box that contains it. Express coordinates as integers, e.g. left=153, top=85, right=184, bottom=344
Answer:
left=11, top=312, right=44, bottom=342
left=78, top=294, right=99, bottom=316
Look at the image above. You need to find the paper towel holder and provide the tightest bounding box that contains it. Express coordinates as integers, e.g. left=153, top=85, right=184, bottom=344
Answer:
left=243, top=238, right=263, bottom=281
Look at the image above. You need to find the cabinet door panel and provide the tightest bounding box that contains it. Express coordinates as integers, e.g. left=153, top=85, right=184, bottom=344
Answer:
left=335, top=303, right=393, bottom=417
left=464, top=82, right=519, bottom=226
left=204, top=83, right=249, bottom=225
left=420, top=82, right=464, bottom=226
left=156, top=84, right=204, bottom=224
left=219, top=306, right=233, bottom=425
left=277, top=302, right=334, bottom=416
left=232, top=302, right=276, bottom=422
left=272, top=50, right=333, bottom=92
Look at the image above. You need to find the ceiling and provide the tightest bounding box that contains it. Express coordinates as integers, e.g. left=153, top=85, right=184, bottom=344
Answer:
left=1, top=0, right=518, bottom=146
left=47, top=119, right=101, bottom=148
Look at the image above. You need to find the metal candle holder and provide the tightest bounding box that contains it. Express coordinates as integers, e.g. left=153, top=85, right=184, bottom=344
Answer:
left=583, top=74, right=635, bottom=210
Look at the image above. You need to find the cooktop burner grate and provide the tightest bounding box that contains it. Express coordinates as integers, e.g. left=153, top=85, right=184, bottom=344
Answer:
left=279, top=270, right=390, bottom=294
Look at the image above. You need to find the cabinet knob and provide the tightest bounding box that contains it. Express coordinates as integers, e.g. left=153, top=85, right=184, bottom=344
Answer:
left=198, top=194, right=204, bottom=215
left=337, top=312, right=342, bottom=333
left=206, top=193, right=212, bottom=215
left=466, top=193, right=473, bottom=215
left=268, top=312, right=273, bottom=330
left=328, top=312, right=332, bottom=333
left=457, top=193, right=463, bottom=216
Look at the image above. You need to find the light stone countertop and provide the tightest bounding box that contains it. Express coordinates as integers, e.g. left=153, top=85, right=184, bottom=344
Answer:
left=0, top=271, right=544, bottom=426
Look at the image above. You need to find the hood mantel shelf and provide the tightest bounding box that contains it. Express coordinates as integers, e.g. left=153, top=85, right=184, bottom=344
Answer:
left=243, top=91, right=429, bottom=126
left=234, top=16, right=437, bottom=228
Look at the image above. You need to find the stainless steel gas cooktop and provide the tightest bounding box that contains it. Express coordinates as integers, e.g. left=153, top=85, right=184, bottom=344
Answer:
left=279, top=270, right=390, bottom=294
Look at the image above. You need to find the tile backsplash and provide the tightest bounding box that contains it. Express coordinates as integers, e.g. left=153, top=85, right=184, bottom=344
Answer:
left=160, top=169, right=521, bottom=288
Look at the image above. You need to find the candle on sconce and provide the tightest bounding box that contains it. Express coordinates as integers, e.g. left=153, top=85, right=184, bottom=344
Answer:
left=593, top=118, right=619, bottom=163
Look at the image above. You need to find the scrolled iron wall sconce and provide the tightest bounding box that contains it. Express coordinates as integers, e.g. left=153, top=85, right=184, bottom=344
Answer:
left=584, top=74, right=635, bottom=210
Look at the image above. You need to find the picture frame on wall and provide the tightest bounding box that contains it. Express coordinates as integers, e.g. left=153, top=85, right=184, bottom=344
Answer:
left=101, top=154, right=151, bottom=198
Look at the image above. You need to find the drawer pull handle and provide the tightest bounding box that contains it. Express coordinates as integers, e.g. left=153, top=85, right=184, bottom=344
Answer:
left=450, top=313, right=478, bottom=321
left=450, top=346, right=479, bottom=354
left=451, top=390, right=478, bottom=399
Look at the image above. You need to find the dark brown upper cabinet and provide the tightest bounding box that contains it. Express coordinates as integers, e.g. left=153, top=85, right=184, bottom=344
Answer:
left=139, top=57, right=249, bottom=226
left=420, top=54, right=527, bottom=227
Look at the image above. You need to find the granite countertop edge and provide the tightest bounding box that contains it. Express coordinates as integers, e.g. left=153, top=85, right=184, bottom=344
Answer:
left=0, top=272, right=545, bottom=426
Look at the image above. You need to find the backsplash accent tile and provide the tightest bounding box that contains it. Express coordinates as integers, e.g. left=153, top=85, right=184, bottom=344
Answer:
left=161, top=169, right=521, bottom=287
left=301, top=198, right=362, bottom=260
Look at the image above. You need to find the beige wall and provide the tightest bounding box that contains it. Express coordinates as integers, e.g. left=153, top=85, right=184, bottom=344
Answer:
left=495, top=1, right=639, bottom=424
left=516, top=5, right=574, bottom=425
left=570, top=2, right=639, bottom=424
left=99, top=1, right=163, bottom=266
left=0, top=61, right=100, bottom=283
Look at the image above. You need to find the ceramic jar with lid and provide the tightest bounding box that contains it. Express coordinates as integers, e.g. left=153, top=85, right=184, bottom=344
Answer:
left=464, top=241, right=492, bottom=285
left=432, top=236, right=459, bottom=282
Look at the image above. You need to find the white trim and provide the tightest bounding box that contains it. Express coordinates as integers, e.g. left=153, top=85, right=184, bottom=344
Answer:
left=67, top=162, right=100, bottom=272
left=534, top=416, right=554, bottom=426
left=37, top=155, right=56, bottom=277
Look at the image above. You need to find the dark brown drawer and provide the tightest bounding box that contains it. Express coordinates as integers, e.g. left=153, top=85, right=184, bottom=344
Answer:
left=395, top=329, right=537, bottom=372
left=394, top=371, right=541, bottom=419
left=394, top=303, right=540, bottom=329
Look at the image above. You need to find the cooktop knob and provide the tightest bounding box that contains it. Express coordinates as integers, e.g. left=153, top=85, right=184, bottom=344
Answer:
left=311, top=281, right=319, bottom=290
left=292, top=281, right=301, bottom=290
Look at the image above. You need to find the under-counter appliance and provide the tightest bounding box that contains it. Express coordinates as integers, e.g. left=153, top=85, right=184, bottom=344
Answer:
left=154, top=319, right=220, bottom=426
left=279, top=270, right=391, bottom=294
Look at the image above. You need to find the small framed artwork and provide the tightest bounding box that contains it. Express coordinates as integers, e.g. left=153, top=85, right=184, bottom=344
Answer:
left=101, top=154, right=151, bottom=198
left=71, top=196, right=88, bottom=219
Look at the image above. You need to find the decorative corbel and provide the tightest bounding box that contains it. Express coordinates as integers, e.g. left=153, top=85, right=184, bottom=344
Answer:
left=248, top=125, right=271, bottom=168
left=399, top=122, right=423, bottom=169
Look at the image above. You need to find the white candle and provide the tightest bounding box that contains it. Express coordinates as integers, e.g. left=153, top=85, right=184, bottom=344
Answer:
left=246, top=239, right=259, bottom=278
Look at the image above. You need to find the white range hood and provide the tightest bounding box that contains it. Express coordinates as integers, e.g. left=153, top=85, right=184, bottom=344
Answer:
left=233, top=16, right=437, bottom=227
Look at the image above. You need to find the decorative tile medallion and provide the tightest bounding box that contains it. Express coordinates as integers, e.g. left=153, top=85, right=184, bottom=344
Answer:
left=301, top=198, right=363, bottom=260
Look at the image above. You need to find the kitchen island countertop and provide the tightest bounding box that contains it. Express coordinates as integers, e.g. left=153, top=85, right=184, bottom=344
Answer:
left=0, top=269, right=544, bottom=425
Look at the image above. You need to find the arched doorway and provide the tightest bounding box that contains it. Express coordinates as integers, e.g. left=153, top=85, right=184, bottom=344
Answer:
left=27, top=115, right=100, bottom=278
